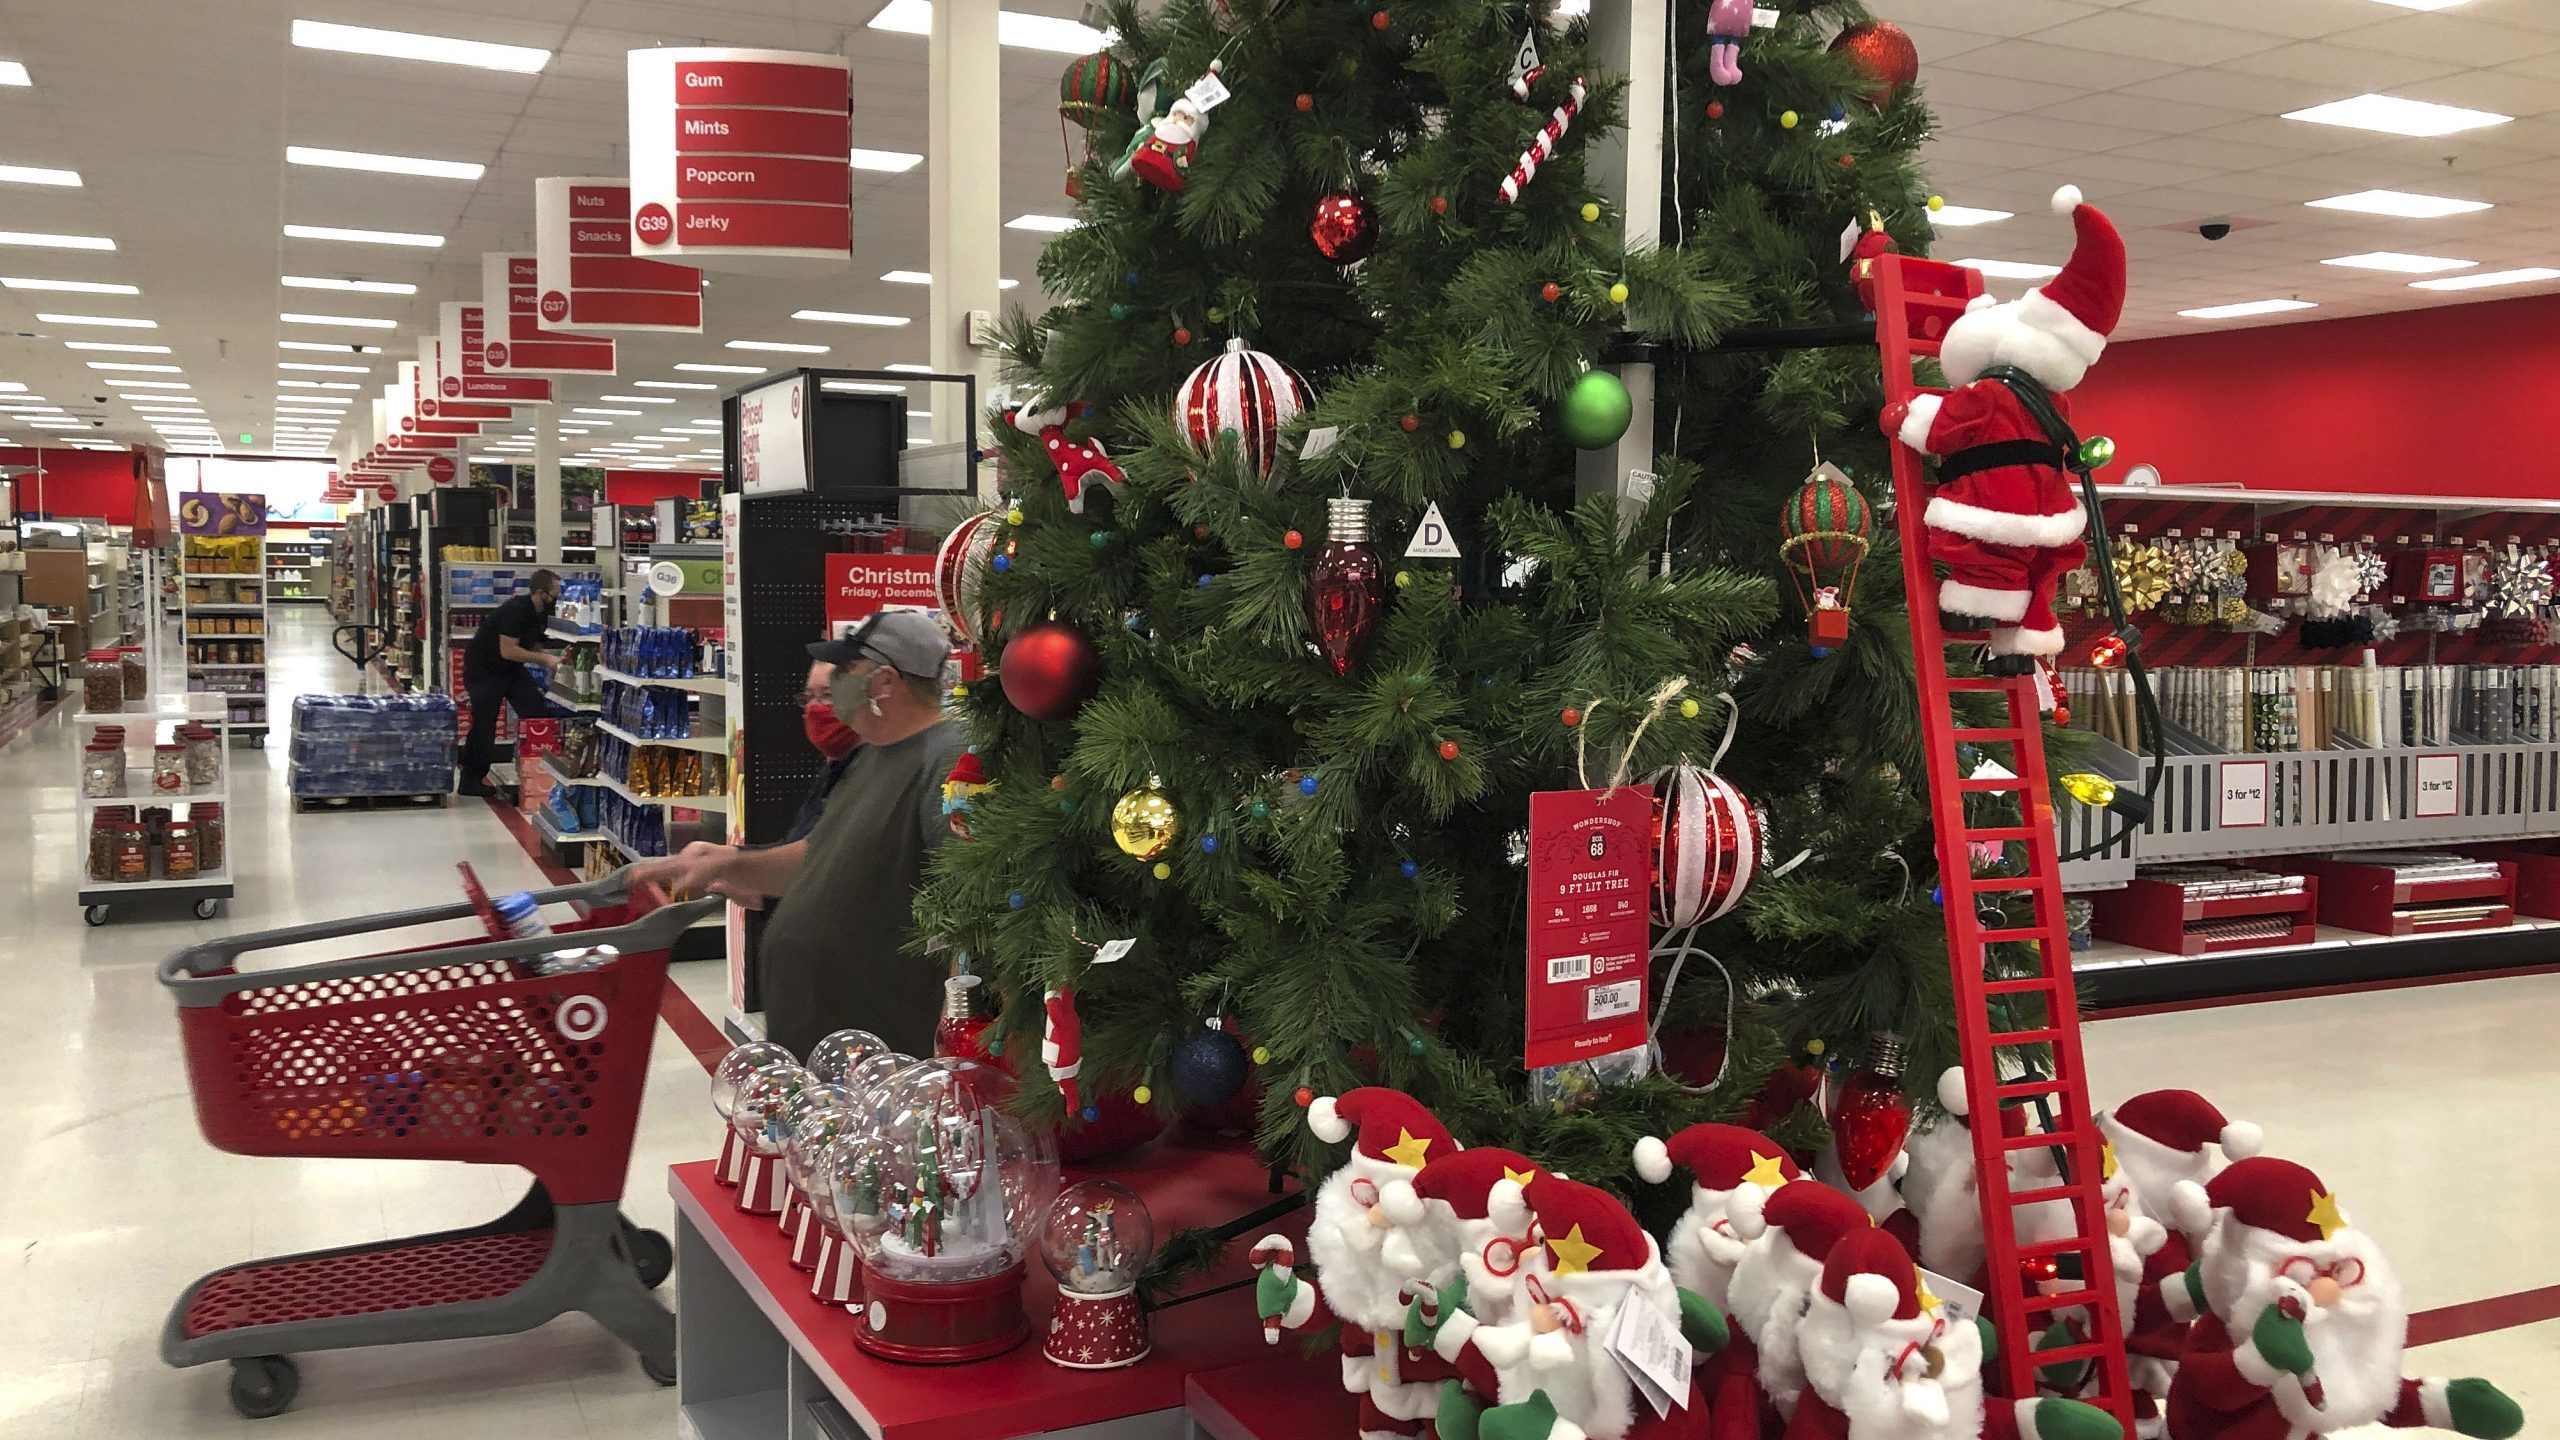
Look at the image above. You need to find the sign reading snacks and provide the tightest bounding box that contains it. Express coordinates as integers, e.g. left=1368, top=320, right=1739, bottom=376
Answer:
left=534, top=177, right=705, bottom=332
left=478, top=253, right=615, bottom=377
left=627, top=48, right=853, bottom=265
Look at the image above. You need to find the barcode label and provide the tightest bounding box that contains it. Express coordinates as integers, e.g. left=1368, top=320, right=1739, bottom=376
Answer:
left=1547, top=953, right=1592, bottom=983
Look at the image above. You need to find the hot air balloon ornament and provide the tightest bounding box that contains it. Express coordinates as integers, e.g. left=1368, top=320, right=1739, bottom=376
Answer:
left=1058, top=51, right=1136, bottom=198
left=1778, top=462, right=1873, bottom=654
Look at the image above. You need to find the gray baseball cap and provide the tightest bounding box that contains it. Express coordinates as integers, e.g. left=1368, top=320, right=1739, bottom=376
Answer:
left=808, top=609, right=951, bottom=678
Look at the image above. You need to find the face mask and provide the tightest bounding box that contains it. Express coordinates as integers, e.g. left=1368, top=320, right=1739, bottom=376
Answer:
left=830, top=670, right=885, bottom=723
left=802, top=701, right=859, bottom=760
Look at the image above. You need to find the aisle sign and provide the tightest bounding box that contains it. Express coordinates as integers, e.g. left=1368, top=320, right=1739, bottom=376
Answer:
left=437, top=296, right=559, bottom=402
left=822, top=554, right=940, bottom=634
left=2216, top=760, right=2268, bottom=830
left=404, top=338, right=486, bottom=435
left=2416, top=752, right=2462, bottom=818
left=627, top=48, right=853, bottom=265
left=1524, top=786, right=1655, bottom=1071
left=477, top=254, right=615, bottom=377
left=738, top=373, right=809, bottom=496
left=534, top=177, right=705, bottom=332
left=427, top=456, right=458, bottom=486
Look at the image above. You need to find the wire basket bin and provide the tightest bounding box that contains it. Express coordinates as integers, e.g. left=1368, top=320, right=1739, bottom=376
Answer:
left=157, top=874, right=718, bottom=1418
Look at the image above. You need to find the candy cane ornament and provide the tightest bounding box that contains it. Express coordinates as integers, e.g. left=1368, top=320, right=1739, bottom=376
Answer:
left=1498, top=73, right=1586, bottom=204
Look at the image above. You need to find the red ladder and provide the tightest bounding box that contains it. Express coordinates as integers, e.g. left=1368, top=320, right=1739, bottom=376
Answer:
left=1871, top=254, right=2134, bottom=1424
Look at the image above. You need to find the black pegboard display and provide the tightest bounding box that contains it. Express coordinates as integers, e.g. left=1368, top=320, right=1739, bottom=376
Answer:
left=734, top=491, right=884, bottom=845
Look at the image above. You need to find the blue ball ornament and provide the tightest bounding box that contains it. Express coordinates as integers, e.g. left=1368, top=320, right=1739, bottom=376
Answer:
left=1201, top=834, right=1220, bottom=854
left=1124, top=269, right=1142, bottom=286
left=992, top=553, right=1012, bottom=573
left=1298, top=774, right=1319, bottom=796
left=1196, top=573, right=1215, bottom=588
left=1168, top=1027, right=1249, bottom=1106
left=1810, top=645, right=1832, bottom=659
left=1008, top=890, right=1027, bottom=910
left=1082, top=1105, right=1100, bottom=1122
left=1929, top=885, right=1944, bottom=906
left=1399, top=859, right=1419, bottom=879
left=1829, top=103, right=1847, bottom=122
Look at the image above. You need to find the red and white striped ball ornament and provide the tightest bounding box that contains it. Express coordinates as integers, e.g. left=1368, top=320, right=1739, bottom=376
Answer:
left=1176, top=338, right=1313, bottom=483
left=1646, top=761, right=1765, bottom=928
left=934, top=509, right=1003, bottom=647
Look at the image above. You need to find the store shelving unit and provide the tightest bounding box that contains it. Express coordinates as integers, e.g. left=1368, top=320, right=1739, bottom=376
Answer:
left=180, top=535, right=267, bottom=744
left=264, top=525, right=335, bottom=604
left=74, top=694, right=233, bottom=924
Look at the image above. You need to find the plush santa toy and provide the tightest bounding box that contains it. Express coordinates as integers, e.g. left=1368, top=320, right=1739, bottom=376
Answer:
left=1727, top=1180, right=1880, bottom=1427
left=1882, top=185, right=2123, bottom=672
left=1899, top=1069, right=2072, bottom=1292
left=1842, top=211, right=1899, bottom=314
left=2094, top=1090, right=2262, bottom=1236
left=1258, top=1088, right=1462, bottom=1440
left=1634, top=1124, right=1803, bottom=1313
left=1449, top=1175, right=1728, bottom=1440
left=1788, top=1228, right=2122, bottom=1440
left=1011, top=391, right=1128, bottom=514
left=1130, top=92, right=1209, bottom=193
left=1383, top=1146, right=1548, bottom=1328
left=2163, top=1157, right=2522, bottom=1440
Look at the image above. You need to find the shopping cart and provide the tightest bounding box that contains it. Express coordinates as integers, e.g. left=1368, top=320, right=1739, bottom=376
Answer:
left=157, top=872, right=719, bottom=1418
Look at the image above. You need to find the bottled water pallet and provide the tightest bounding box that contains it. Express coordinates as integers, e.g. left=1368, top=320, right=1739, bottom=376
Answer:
left=290, top=791, right=453, bottom=814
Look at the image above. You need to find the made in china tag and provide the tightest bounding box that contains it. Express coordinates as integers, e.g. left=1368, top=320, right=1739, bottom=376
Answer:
left=1751, top=6, right=1781, bottom=25
left=1508, top=32, right=1540, bottom=88
left=1091, top=937, right=1137, bottom=965
left=1300, top=424, right=1340, bottom=460
left=1605, top=1294, right=1690, bottom=1419
left=1184, top=70, right=1231, bottom=112
left=1918, top=1268, right=1985, bottom=1331
left=1405, top=501, right=1462, bottom=560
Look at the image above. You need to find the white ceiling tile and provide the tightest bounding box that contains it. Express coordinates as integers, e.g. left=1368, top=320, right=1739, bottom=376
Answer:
left=2217, top=41, right=2469, bottom=92
left=1879, top=0, right=2108, bottom=38
left=2331, top=14, right=2560, bottom=67
left=2113, top=67, right=2338, bottom=113
left=1945, top=113, right=2140, bottom=153
left=2126, top=0, right=2392, bottom=41
left=1925, top=38, right=2184, bottom=90
left=2027, top=11, right=2292, bottom=66
left=1917, top=69, right=2092, bottom=115
left=2029, top=91, right=2254, bottom=134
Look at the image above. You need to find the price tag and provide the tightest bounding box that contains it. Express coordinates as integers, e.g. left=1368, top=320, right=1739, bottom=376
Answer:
left=1918, top=1269, right=1985, bottom=1331
left=1092, top=937, right=1137, bottom=965
left=1508, top=32, right=1541, bottom=89
left=1751, top=6, right=1780, bottom=25
left=1184, top=70, right=1231, bottom=113
left=1300, top=424, right=1340, bottom=460
left=1524, top=787, right=1652, bottom=1071
left=1585, top=979, right=1641, bottom=1021
left=1605, top=1294, right=1690, bottom=1419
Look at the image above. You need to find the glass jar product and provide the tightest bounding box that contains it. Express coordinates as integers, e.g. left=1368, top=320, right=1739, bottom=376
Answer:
left=83, top=740, right=125, bottom=798
left=154, top=744, right=187, bottom=794
left=112, top=823, right=150, bottom=883
left=87, top=818, right=114, bottom=881
left=119, top=646, right=147, bottom=701
left=196, top=804, right=225, bottom=872
left=83, top=648, right=125, bottom=714
left=183, top=726, right=220, bottom=787
left=164, top=824, right=198, bottom=881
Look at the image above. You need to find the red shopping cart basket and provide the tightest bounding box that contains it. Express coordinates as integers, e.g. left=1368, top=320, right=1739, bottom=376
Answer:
left=157, top=873, right=718, bottom=1419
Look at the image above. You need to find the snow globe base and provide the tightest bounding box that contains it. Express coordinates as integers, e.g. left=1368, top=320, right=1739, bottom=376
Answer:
left=715, top=1126, right=744, bottom=1187
left=813, top=1232, right=864, bottom=1307
left=1044, top=1284, right=1149, bottom=1369
left=853, top=1258, right=1030, bottom=1364
left=780, top=1186, right=820, bottom=1269
left=736, top=1152, right=791, bottom=1216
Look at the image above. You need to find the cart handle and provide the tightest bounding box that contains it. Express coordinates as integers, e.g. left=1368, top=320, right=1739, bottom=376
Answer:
left=158, top=870, right=721, bottom=1006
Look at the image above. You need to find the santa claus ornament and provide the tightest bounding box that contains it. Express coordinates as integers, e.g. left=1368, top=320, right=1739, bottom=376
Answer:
left=1380, top=1146, right=1547, bottom=1330
left=1633, top=1123, right=1800, bottom=1312
left=2165, top=1158, right=2522, bottom=1440
left=1884, top=186, right=2121, bottom=673
left=1131, top=62, right=1224, bottom=193
left=1725, top=1180, right=1878, bottom=1431
left=2093, top=1088, right=2262, bottom=1229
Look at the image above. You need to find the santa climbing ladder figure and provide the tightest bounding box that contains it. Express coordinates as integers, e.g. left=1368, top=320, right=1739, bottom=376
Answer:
left=1884, top=185, right=2123, bottom=674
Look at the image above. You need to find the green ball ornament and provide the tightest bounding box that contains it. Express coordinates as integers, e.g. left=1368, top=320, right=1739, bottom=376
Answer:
left=1559, top=370, right=1635, bottom=450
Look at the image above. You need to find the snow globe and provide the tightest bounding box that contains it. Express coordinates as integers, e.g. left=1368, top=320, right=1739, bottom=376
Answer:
left=816, top=1128, right=891, bottom=1308
left=731, top=1063, right=813, bottom=1215
left=779, top=1082, right=856, bottom=1268
left=1040, top=1180, right=1156, bottom=1369
left=848, top=1058, right=1059, bottom=1362
left=710, top=1040, right=795, bottom=1187
left=807, top=1028, right=889, bottom=1086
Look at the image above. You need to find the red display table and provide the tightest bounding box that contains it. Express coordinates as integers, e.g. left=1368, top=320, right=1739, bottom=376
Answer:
left=1186, top=1351, right=1359, bottom=1440
left=669, top=1130, right=1302, bottom=1440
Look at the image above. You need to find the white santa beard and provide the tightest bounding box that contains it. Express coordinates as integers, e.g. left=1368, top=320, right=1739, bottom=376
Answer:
left=1903, top=1139, right=1984, bottom=1283
left=1665, top=1188, right=1746, bottom=1309
left=2221, top=1260, right=2408, bottom=1429
left=1528, top=1276, right=1667, bottom=1440
left=1306, top=1164, right=1409, bottom=1330
left=1799, top=1301, right=1985, bottom=1440
left=1455, top=1222, right=1532, bottom=1323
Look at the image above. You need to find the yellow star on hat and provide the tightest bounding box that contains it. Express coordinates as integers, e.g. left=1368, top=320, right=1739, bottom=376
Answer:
left=1503, top=1165, right=1538, bottom=1188
left=1547, top=1223, right=1604, bottom=1277
left=1744, top=1150, right=1791, bottom=1189
left=2306, top=1190, right=2346, bottom=1242
left=2100, top=1141, right=2118, bottom=1182
left=1382, top=1127, right=1435, bottom=1171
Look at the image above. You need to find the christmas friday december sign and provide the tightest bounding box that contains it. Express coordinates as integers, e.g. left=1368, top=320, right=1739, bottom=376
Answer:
left=1525, top=786, right=1655, bottom=1070
left=824, top=554, right=940, bottom=635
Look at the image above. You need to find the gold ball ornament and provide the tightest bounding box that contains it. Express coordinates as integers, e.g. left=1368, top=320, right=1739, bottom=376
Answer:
left=1251, top=1046, right=1271, bottom=1065
left=1927, top=195, right=1945, bottom=212
left=1581, top=202, right=1601, bottom=222
left=1780, top=110, right=1800, bottom=129
left=1133, top=1085, right=1153, bottom=1104
left=1111, top=781, right=1181, bottom=860
left=1152, top=862, right=1173, bottom=880
left=1679, top=698, right=1700, bottom=719
left=1006, top=506, right=1025, bottom=525
left=1608, top=281, right=1629, bottom=304
left=1447, top=429, right=1466, bottom=450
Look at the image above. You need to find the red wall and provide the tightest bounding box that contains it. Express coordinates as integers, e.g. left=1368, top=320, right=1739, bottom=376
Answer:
left=2072, top=296, right=2560, bottom=501
left=604, top=470, right=717, bottom=506
left=1, top=446, right=140, bottom=524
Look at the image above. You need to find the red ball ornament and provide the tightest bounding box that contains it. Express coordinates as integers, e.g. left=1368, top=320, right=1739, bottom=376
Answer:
left=1838, top=154, right=1857, bottom=169
left=1399, top=413, right=1420, bottom=432
left=1428, top=195, right=1449, bottom=216
left=1295, top=92, right=1314, bottom=112
left=1646, top=761, right=1767, bottom=927
left=1829, top=1062, right=1914, bottom=1192
left=1309, top=192, right=1378, bottom=265
left=1706, top=100, right=1725, bottom=121
left=1172, top=326, right=1193, bottom=346
left=2053, top=703, right=2072, bottom=727
left=1370, top=9, right=1389, bottom=28
left=1193, top=523, right=1213, bottom=541
left=1437, top=740, right=1459, bottom=761
left=1540, top=282, right=1562, bottom=303
left=1177, top=338, right=1315, bottom=482
left=1284, top=529, right=1304, bottom=550
left=1293, top=1086, right=1315, bottom=1107
left=1829, top=20, right=1920, bottom=107
left=1560, top=706, right=1582, bottom=728
left=999, top=619, right=1102, bottom=722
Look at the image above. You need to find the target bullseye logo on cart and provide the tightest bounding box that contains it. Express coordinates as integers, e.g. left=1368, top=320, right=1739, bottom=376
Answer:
left=557, top=995, right=608, bottom=1041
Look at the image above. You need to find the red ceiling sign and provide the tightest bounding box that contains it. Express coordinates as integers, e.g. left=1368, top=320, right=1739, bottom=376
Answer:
left=536, top=177, right=704, bottom=332
left=627, top=48, right=853, bottom=267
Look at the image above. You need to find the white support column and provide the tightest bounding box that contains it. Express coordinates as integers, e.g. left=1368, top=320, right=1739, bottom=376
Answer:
left=1574, top=0, right=1667, bottom=524
left=928, top=0, right=1005, bottom=495
left=534, top=421, right=563, bottom=565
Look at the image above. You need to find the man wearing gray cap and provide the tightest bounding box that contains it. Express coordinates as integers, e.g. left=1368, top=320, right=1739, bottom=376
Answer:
left=630, top=609, right=967, bottom=1056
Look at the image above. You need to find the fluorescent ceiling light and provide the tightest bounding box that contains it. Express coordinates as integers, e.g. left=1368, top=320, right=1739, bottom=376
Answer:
left=275, top=393, right=351, bottom=402
left=674, top=362, right=763, bottom=374
left=113, top=380, right=190, bottom=389
left=727, top=339, right=830, bottom=354
left=1956, top=258, right=2060, bottom=280
left=2411, top=266, right=2560, bottom=292
left=867, top=0, right=1111, bottom=52
left=596, top=394, right=675, bottom=404
left=279, top=380, right=361, bottom=389
left=282, top=274, right=416, bottom=295
left=2368, top=0, right=2470, bottom=10
left=132, top=404, right=204, bottom=413
left=634, top=380, right=715, bottom=390
left=0, top=230, right=114, bottom=251
left=1005, top=214, right=1079, bottom=233
left=281, top=339, right=383, bottom=353
left=282, top=312, right=397, bottom=329
left=0, top=164, right=81, bottom=187
left=2179, top=298, right=2318, bottom=320
left=66, top=341, right=172, bottom=353
left=884, top=363, right=934, bottom=374
left=2282, top=93, right=2510, bottom=138
left=279, top=361, right=370, bottom=373
left=2306, top=189, right=2491, bottom=220
left=26, top=418, right=88, bottom=428
left=284, top=224, right=444, bottom=248
left=825, top=380, right=904, bottom=394
left=574, top=407, right=643, bottom=416
left=291, top=19, right=549, bottom=73
left=0, top=62, right=28, bottom=86
left=791, top=310, right=909, bottom=326
left=2, top=277, right=135, bottom=294
left=1926, top=205, right=2011, bottom=227
left=38, top=313, right=154, bottom=328
left=88, top=360, right=181, bottom=372
left=287, top=146, right=485, bottom=181
left=850, top=148, right=924, bottom=173
left=877, top=270, right=1016, bottom=288
left=2321, top=251, right=2476, bottom=274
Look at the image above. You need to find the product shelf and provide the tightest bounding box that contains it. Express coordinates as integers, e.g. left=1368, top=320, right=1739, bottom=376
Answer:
left=80, top=781, right=227, bottom=809
left=532, top=809, right=609, bottom=848
left=595, top=664, right=732, bottom=695
left=542, top=756, right=607, bottom=789
left=596, top=768, right=730, bottom=813
left=597, top=718, right=725, bottom=754
left=547, top=685, right=601, bottom=713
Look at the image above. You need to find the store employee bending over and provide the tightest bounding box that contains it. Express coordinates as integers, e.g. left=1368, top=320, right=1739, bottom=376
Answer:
left=456, top=568, right=564, bottom=797
left=629, top=611, right=965, bottom=1056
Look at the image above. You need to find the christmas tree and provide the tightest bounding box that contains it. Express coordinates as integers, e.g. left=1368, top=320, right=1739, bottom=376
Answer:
left=918, top=0, right=1964, bottom=1195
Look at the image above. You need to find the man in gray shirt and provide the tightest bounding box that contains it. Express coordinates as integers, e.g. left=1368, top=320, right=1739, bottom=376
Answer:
left=631, top=610, right=966, bottom=1056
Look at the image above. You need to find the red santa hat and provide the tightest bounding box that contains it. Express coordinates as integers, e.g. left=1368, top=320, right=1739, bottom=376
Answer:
left=1729, top=1177, right=1873, bottom=1262
left=1381, top=1145, right=1540, bottom=1226
left=1632, top=1122, right=1801, bottom=1191
left=2167, top=1156, right=2340, bottom=1246
left=2017, top=185, right=2126, bottom=368
left=1306, top=1087, right=1455, bottom=1173
left=2098, top=1089, right=2262, bottom=1187
left=1819, top=1227, right=1926, bottom=1327
left=1524, top=1174, right=1660, bottom=1296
